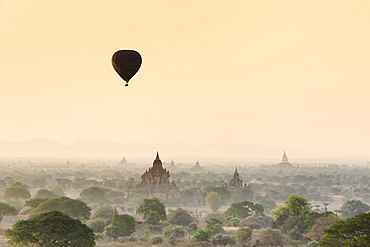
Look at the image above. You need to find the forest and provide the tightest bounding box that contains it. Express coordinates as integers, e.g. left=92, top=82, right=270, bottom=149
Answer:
left=0, top=157, right=370, bottom=246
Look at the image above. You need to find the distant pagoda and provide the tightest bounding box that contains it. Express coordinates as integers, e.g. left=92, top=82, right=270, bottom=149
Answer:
left=192, top=160, right=205, bottom=172
left=228, top=167, right=246, bottom=192
left=276, top=151, right=294, bottom=168
left=168, top=159, right=177, bottom=171
left=118, top=156, right=127, bottom=166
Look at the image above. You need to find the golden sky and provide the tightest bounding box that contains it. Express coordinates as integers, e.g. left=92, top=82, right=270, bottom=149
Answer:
left=1, top=0, right=369, bottom=158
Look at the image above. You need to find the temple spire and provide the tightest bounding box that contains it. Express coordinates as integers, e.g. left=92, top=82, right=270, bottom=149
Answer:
left=281, top=150, right=289, bottom=162
left=233, top=167, right=239, bottom=179
left=153, top=151, right=163, bottom=169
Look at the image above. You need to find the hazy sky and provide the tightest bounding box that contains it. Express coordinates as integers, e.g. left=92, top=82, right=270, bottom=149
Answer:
left=1, top=1, right=369, bottom=158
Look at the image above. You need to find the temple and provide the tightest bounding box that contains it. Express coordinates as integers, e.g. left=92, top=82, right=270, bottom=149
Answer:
left=168, top=159, right=177, bottom=171
left=118, top=156, right=127, bottom=166
left=192, top=160, right=205, bottom=172
left=228, top=167, right=246, bottom=192
left=139, top=152, right=179, bottom=199
left=276, top=151, right=294, bottom=168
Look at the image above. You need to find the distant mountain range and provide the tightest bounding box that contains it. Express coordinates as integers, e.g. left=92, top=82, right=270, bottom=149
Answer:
left=0, top=138, right=289, bottom=159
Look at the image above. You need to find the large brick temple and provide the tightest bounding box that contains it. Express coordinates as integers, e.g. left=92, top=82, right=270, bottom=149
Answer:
left=139, top=152, right=179, bottom=199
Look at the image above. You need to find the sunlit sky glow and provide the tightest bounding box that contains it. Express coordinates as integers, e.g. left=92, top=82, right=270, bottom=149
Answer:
left=1, top=1, right=369, bottom=158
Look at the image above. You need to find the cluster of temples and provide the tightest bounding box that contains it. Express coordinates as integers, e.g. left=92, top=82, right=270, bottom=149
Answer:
left=136, top=151, right=291, bottom=199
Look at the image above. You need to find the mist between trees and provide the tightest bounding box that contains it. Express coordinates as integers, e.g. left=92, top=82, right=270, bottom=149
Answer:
left=0, top=157, right=370, bottom=246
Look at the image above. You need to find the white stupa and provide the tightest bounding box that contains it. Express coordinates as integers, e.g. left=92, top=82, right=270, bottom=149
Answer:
left=276, top=151, right=294, bottom=168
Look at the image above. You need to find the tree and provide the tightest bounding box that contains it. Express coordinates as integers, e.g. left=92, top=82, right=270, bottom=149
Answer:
left=212, top=235, right=235, bottom=246
left=341, top=200, right=370, bottom=219
left=167, top=207, right=194, bottom=226
left=179, top=189, right=195, bottom=199
left=152, top=236, right=163, bottom=244
left=80, top=187, right=108, bottom=204
left=271, top=195, right=311, bottom=238
left=4, top=211, right=95, bottom=247
left=232, top=226, right=252, bottom=245
left=0, top=202, right=18, bottom=223
left=56, top=178, right=72, bottom=190
left=35, top=189, right=59, bottom=199
left=25, top=198, right=49, bottom=209
left=164, top=225, right=186, bottom=238
left=91, top=205, right=114, bottom=220
left=205, top=218, right=223, bottom=235
left=231, top=187, right=254, bottom=202
left=259, top=228, right=286, bottom=247
left=320, top=212, right=370, bottom=246
left=279, top=194, right=311, bottom=217
left=106, top=190, right=125, bottom=202
left=193, top=228, right=214, bottom=242
left=31, top=197, right=91, bottom=221
left=31, top=177, right=47, bottom=189
left=52, top=185, right=65, bottom=196
left=205, top=192, right=222, bottom=212
left=224, top=200, right=264, bottom=219
left=136, top=197, right=166, bottom=220
left=257, top=198, right=277, bottom=214
left=130, top=188, right=147, bottom=199
left=240, top=216, right=267, bottom=229
left=104, top=214, right=136, bottom=238
left=306, top=215, right=339, bottom=241
left=202, top=186, right=231, bottom=204
left=22, top=198, right=49, bottom=215
left=12, top=182, right=29, bottom=190
left=3, top=186, right=31, bottom=200
left=128, top=188, right=147, bottom=206
left=88, top=219, right=107, bottom=233
left=146, top=211, right=161, bottom=225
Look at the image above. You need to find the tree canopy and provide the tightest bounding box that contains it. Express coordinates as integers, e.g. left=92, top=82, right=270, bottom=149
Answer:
left=23, top=198, right=49, bottom=215
left=35, top=189, right=59, bottom=199
left=0, top=202, right=18, bottom=223
left=206, top=192, right=222, bottom=212
left=30, top=197, right=91, bottom=221
left=136, top=197, right=166, bottom=220
left=146, top=211, right=161, bottom=225
left=341, top=200, right=370, bottom=219
left=91, top=205, right=114, bottom=221
left=104, top=214, right=136, bottom=238
left=4, top=211, right=95, bottom=247
left=271, top=195, right=312, bottom=240
left=320, top=212, right=370, bottom=246
left=306, top=215, right=339, bottom=241
left=167, top=207, right=194, bottom=226
left=202, top=186, right=231, bottom=204
left=224, top=200, right=264, bottom=219
left=259, top=228, right=286, bottom=247
left=3, top=186, right=31, bottom=200
left=79, top=187, right=108, bottom=205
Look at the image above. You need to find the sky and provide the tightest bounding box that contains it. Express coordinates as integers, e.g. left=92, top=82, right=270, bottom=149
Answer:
left=1, top=0, right=370, bottom=158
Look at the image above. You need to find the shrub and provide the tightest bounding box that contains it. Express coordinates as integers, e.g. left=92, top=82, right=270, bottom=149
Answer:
left=146, top=211, right=161, bottom=225
left=164, top=225, right=185, bottom=238
left=152, top=236, right=163, bottom=244
left=212, top=235, right=236, bottom=246
left=167, top=208, right=194, bottom=226
left=169, top=236, right=178, bottom=245
left=143, top=224, right=163, bottom=234
left=193, top=229, right=213, bottom=242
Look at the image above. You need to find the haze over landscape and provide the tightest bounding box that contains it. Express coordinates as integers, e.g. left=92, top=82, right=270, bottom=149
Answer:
left=1, top=1, right=370, bottom=159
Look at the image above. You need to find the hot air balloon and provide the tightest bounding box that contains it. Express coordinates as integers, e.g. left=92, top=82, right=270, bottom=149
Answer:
left=112, top=50, right=142, bottom=86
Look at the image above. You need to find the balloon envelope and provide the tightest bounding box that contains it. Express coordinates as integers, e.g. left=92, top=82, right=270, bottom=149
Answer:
left=112, top=50, right=142, bottom=85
